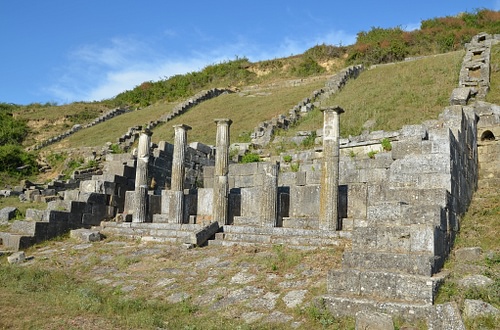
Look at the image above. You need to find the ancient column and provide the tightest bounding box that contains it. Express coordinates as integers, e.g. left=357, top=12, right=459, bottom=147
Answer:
left=261, top=162, right=280, bottom=227
left=170, top=124, right=192, bottom=224
left=213, top=118, right=232, bottom=225
left=319, top=106, right=344, bottom=231
left=133, top=131, right=151, bottom=223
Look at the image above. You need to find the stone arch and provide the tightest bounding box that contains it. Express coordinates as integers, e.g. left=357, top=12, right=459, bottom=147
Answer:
left=480, top=130, right=495, bottom=141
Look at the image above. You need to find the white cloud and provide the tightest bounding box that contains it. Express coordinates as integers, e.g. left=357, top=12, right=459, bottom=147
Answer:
left=45, top=29, right=357, bottom=104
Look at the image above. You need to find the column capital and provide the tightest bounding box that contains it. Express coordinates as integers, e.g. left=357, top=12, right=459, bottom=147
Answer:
left=214, top=118, right=233, bottom=126
left=173, top=124, right=192, bottom=131
left=320, top=106, right=345, bottom=115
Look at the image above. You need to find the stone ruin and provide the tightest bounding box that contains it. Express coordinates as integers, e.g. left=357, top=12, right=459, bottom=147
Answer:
left=1, top=33, right=500, bottom=325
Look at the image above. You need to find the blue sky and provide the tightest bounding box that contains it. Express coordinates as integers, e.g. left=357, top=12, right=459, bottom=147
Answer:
left=1, top=1, right=499, bottom=105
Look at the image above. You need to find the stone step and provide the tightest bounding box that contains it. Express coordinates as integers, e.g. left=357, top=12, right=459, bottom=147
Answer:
left=100, top=221, right=220, bottom=246
left=368, top=187, right=449, bottom=207
left=327, top=269, right=446, bottom=305
left=320, top=295, right=433, bottom=321
left=101, top=221, right=202, bottom=231
left=207, top=239, right=325, bottom=251
left=101, top=226, right=193, bottom=240
left=366, top=204, right=443, bottom=227
left=351, top=225, right=434, bottom=254
left=281, top=217, right=319, bottom=230
left=212, top=225, right=351, bottom=247
left=342, top=251, right=439, bottom=277
left=220, top=225, right=351, bottom=239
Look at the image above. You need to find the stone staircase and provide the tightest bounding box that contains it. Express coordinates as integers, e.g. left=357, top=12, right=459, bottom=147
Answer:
left=99, top=221, right=220, bottom=246
left=209, top=224, right=351, bottom=249
left=322, top=188, right=452, bottom=319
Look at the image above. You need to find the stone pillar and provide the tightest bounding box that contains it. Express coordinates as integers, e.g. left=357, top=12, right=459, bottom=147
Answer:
left=319, top=106, right=344, bottom=231
left=261, top=162, right=280, bottom=227
left=133, top=131, right=151, bottom=223
left=213, top=118, right=232, bottom=225
left=170, top=124, right=192, bottom=224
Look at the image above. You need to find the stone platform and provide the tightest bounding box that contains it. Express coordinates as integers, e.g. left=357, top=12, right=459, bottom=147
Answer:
left=209, top=225, right=351, bottom=249
left=99, top=221, right=220, bottom=247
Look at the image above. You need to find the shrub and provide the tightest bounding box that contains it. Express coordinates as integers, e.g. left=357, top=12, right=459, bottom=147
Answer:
left=0, top=144, right=38, bottom=176
left=291, top=56, right=326, bottom=77
left=283, top=155, right=293, bottom=163
left=241, top=152, right=260, bottom=163
left=367, top=150, right=379, bottom=159
left=290, top=162, right=300, bottom=172
left=301, top=131, right=317, bottom=148
left=381, top=138, right=392, bottom=151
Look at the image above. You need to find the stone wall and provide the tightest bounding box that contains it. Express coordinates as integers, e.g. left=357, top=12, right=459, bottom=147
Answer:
left=250, top=65, right=363, bottom=146
left=116, top=88, right=233, bottom=151
left=31, top=107, right=130, bottom=151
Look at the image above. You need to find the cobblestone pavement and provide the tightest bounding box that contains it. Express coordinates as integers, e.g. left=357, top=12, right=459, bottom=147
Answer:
left=26, top=236, right=344, bottom=328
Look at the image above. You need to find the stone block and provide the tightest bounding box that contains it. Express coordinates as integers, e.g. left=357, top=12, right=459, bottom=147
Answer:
left=428, top=302, right=466, bottom=330
left=278, top=172, right=296, bottom=186
left=25, top=209, right=44, bottom=221
left=355, top=311, right=393, bottom=330
left=78, top=192, right=107, bottom=205
left=240, top=187, right=261, bottom=217
left=391, top=138, right=423, bottom=159
left=64, top=189, right=80, bottom=201
left=196, top=188, right=213, bottom=218
left=343, top=251, right=435, bottom=277
left=450, top=87, right=472, bottom=106
left=454, top=247, right=482, bottom=261
left=190, top=221, right=219, bottom=246
left=295, top=171, right=306, bottom=186
left=289, top=185, right=320, bottom=218
left=229, top=162, right=260, bottom=176
left=0, top=207, right=18, bottom=222
left=70, top=229, right=102, bottom=242
left=7, top=251, right=26, bottom=264
left=189, top=142, right=212, bottom=155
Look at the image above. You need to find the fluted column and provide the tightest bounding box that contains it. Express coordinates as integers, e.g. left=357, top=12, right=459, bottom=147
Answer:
left=133, top=131, right=151, bottom=223
left=261, top=162, right=280, bottom=227
left=319, top=106, right=344, bottom=231
left=213, top=118, right=232, bottom=225
left=170, top=124, right=191, bottom=224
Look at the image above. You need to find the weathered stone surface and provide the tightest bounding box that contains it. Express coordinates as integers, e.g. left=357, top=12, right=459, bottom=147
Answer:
left=355, top=311, right=394, bottom=330
left=458, top=274, right=494, bottom=288
left=70, top=229, right=102, bottom=242
left=454, top=247, right=482, bottom=261
left=282, top=290, right=307, bottom=308
left=427, top=302, right=465, bottom=330
left=463, top=299, right=500, bottom=319
left=0, top=207, right=18, bottom=222
left=7, top=251, right=26, bottom=264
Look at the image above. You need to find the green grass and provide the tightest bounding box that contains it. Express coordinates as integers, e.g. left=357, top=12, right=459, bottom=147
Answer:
left=0, top=196, right=46, bottom=218
left=48, top=102, right=176, bottom=149
left=281, top=51, right=464, bottom=138
left=151, top=79, right=327, bottom=146
left=0, top=242, right=348, bottom=330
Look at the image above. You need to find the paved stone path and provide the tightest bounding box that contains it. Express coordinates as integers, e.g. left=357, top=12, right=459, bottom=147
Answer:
left=26, top=236, right=344, bottom=328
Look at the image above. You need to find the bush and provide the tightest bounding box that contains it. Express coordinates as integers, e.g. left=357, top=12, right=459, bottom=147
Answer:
left=381, top=138, right=392, bottom=151
left=290, top=56, right=326, bottom=77
left=241, top=152, right=260, bottom=163
left=0, top=111, right=29, bottom=145
left=0, top=144, right=38, bottom=176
